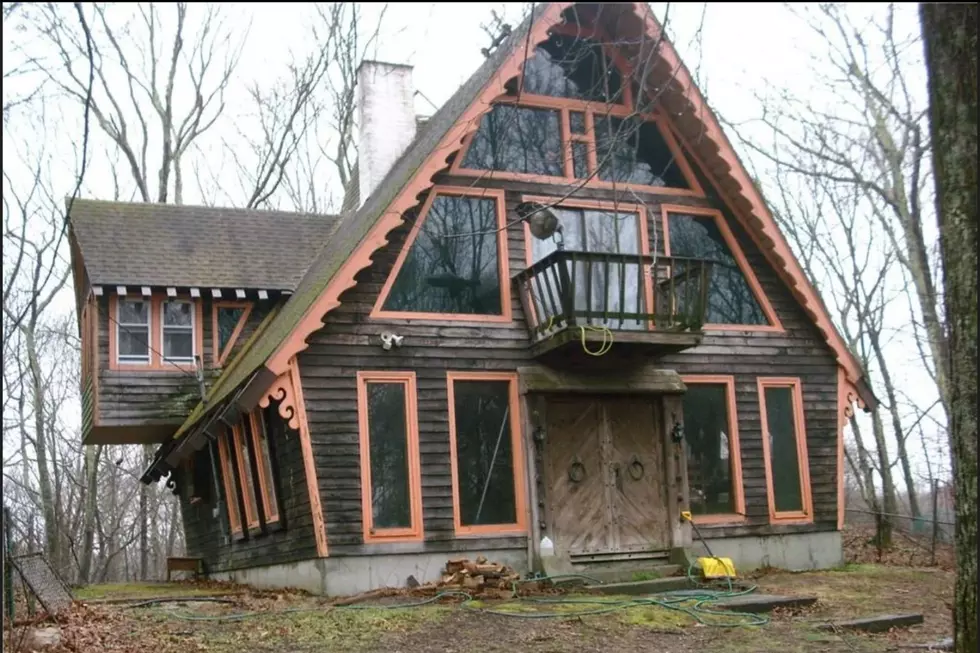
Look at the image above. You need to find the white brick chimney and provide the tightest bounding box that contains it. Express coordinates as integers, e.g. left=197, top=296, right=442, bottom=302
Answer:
left=357, top=60, right=417, bottom=206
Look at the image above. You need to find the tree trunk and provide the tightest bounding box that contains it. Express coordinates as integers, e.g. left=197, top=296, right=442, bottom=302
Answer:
left=78, top=445, right=102, bottom=583
left=920, top=5, right=977, bottom=653
left=869, top=409, right=899, bottom=547
left=139, top=446, right=150, bottom=581
left=25, top=328, right=60, bottom=570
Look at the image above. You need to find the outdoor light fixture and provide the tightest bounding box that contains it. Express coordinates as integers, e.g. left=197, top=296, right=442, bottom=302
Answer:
left=518, top=202, right=563, bottom=245
left=380, top=332, right=404, bottom=351
left=670, top=416, right=685, bottom=444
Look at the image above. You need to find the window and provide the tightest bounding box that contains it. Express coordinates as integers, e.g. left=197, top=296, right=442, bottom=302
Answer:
left=248, top=411, right=279, bottom=523
left=374, top=188, right=511, bottom=321
left=184, top=451, right=211, bottom=505
left=758, top=378, right=813, bottom=522
left=162, top=301, right=195, bottom=363
left=453, top=27, right=700, bottom=195
left=527, top=201, right=649, bottom=330
left=447, top=372, right=526, bottom=535
left=664, top=207, right=777, bottom=328
left=681, top=376, right=744, bottom=523
left=116, top=299, right=151, bottom=364
left=213, top=302, right=252, bottom=366
left=217, top=435, right=242, bottom=534
left=356, top=372, right=423, bottom=542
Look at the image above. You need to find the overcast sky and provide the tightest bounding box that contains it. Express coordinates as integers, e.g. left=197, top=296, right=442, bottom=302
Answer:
left=2, top=3, right=943, bottom=484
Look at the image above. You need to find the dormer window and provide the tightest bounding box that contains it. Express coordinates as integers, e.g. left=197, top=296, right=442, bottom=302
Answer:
left=162, top=301, right=195, bottom=363
left=117, top=299, right=151, bottom=364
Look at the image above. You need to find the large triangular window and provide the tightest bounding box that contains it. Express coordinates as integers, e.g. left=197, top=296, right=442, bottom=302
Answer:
left=454, top=29, right=700, bottom=195
left=372, top=188, right=512, bottom=321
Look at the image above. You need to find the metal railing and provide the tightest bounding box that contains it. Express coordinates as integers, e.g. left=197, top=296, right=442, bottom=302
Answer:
left=513, top=250, right=711, bottom=341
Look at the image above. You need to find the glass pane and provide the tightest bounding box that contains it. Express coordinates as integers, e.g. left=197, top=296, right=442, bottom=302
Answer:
left=764, top=386, right=804, bottom=513
left=383, top=195, right=502, bottom=315
left=569, top=111, right=586, bottom=134
left=367, top=382, right=412, bottom=529
left=522, top=35, right=623, bottom=102
left=462, top=105, right=563, bottom=176
left=163, top=332, right=193, bottom=360
left=571, top=141, right=589, bottom=179
left=219, top=438, right=240, bottom=531
left=163, top=302, right=192, bottom=326
left=258, top=427, right=278, bottom=519
left=667, top=214, right=768, bottom=325
left=217, top=307, right=246, bottom=355
left=237, top=430, right=258, bottom=525
left=452, top=380, right=517, bottom=527
left=118, top=328, right=149, bottom=359
left=684, top=385, right=735, bottom=515
left=118, top=300, right=148, bottom=325
left=594, top=116, right=690, bottom=188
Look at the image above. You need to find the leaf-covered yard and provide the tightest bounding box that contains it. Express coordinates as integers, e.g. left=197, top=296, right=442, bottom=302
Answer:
left=6, top=563, right=953, bottom=653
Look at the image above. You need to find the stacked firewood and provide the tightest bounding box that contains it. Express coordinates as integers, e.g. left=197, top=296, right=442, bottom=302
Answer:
left=432, top=556, right=526, bottom=597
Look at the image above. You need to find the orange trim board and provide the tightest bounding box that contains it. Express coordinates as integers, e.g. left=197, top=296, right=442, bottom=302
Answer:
left=108, top=293, right=205, bottom=372
left=370, top=186, right=514, bottom=324
left=660, top=204, right=783, bottom=333
left=446, top=371, right=528, bottom=536
left=680, top=375, right=746, bottom=526
left=212, top=301, right=253, bottom=367
left=356, top=371, right=424, bottom=543
left=257, top=359, right=329, bottom=556
left=757, top=377, right=814, bottom=524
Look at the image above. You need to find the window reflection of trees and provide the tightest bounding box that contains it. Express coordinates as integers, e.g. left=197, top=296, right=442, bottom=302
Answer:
left=522, top=35, right=624, bottom=103
left=595, top=116, right=690, bottom=189
left=383, top=196, right=502, bottom=315
left=217, top=307, right=245, bottom=353
left=453, top=381, right=517, bottom=526
left=764, top=387, right=804, bottom=513
left=530, top=208, right=645, bottom=330
left=367, top=382, right=412, bottom=529
left=683, top=385, right=735, bottom=515
left=462, top=105, right=563, bottom=176
left=667, top=214, right=768, bottom=325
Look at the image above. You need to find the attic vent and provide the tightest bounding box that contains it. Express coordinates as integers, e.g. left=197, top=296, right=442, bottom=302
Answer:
left=416, top=115, right=430, bottom=130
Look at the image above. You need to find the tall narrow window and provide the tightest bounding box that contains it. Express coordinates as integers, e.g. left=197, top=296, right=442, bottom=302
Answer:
left=232, top=424, right=259, bottom=529
left=217, top=435, right=242, bottom=535
left=162, top=301, right=195, bottom=363
left=357, top=372, right=423, bottom=542
left=116, top=299, right=151, bottom=364
left=665, top=209, right=774, bottom=327
left=249, top=411, right=280, bottom=523
left=758, top=378, right=812, bottom=522
left=375, top=188, right=511, bottom=320
left=681, top=376, right=744, bottom=523
left=447, top=372, right=526, bottom=535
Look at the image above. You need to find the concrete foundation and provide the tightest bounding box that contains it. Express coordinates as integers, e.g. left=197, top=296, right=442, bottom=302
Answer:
left=210, top=548, right=528, bottom=597
left=699, top=530, right=843, bottom=572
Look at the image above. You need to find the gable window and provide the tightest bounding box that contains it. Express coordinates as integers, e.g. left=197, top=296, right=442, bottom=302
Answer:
left=526, top=198, right=650, bottom=331
left=162, top=301, right=195, bottom=363
left=663, top=206, right=780, bottom=329
left=681, top=376, right=745, bottom=523
left=357, top=371, right=423, bottom=542
left=447, top=372, right=526, bottom=535
left=373, top=187, right=511, bottom=321
left=116, top=299, right=151, bottom=364
left=213, top=302, right=252, bottom=366
left=453, top=28, right=701, bottom=196
left=758, top=378, right=813, bottom=522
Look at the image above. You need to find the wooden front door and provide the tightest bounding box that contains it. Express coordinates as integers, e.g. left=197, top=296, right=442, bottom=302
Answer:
left=545, top=395, right=670, bottom=557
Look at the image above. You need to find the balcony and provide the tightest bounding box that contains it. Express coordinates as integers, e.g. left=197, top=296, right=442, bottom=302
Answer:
left=513, top=251, right=711, bottom=360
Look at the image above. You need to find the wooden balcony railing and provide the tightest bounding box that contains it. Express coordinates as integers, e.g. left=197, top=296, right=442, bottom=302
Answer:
left=513, top=250, right=711, bottom=344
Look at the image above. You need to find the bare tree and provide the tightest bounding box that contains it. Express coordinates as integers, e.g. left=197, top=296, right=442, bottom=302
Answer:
left=920, top=5, right=977, bottom=652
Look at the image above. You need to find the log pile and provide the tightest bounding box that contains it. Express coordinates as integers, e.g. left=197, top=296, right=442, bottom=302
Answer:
left=427, top=556, right=534, bottom=598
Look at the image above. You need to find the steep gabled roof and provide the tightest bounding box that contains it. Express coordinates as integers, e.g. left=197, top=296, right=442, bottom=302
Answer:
left=155, top=1, right=874, bottom=477
left=69, top=199, right=338, bottom=290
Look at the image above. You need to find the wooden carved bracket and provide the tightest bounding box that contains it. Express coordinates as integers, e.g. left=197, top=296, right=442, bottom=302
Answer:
left=258, top=366, right=301, bottom=431
left=838, top=368, right=868, bottom=431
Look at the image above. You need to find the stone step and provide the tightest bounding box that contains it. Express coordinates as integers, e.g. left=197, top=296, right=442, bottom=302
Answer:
left=717, top=594, right=818, bottom=614
left=584, top=576, right=696, bottom=595
left=815, top=613, right=925, bottom=633
left=573, top=564, right=683, bottom=585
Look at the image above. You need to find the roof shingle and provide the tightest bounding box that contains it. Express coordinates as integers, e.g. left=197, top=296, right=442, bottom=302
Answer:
left=69, top=199, right=338, bottom=290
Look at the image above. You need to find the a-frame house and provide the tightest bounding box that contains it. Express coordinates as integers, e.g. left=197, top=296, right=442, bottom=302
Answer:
left=69, top=2, right=875, bottom=595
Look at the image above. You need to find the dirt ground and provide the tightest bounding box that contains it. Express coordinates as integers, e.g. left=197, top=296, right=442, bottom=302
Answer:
left=4, top=562, right=954, bottom=653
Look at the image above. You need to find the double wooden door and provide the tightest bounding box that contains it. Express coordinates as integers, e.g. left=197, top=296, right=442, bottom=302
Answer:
left=545, top=395, right=670, bottom=557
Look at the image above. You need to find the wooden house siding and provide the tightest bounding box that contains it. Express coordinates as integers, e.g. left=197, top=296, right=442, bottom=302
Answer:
left=178, top=407, right=319, bottom=572
left=296, top=162, right=842, bottom=557
left=90, top=297, right=277, bottom=435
